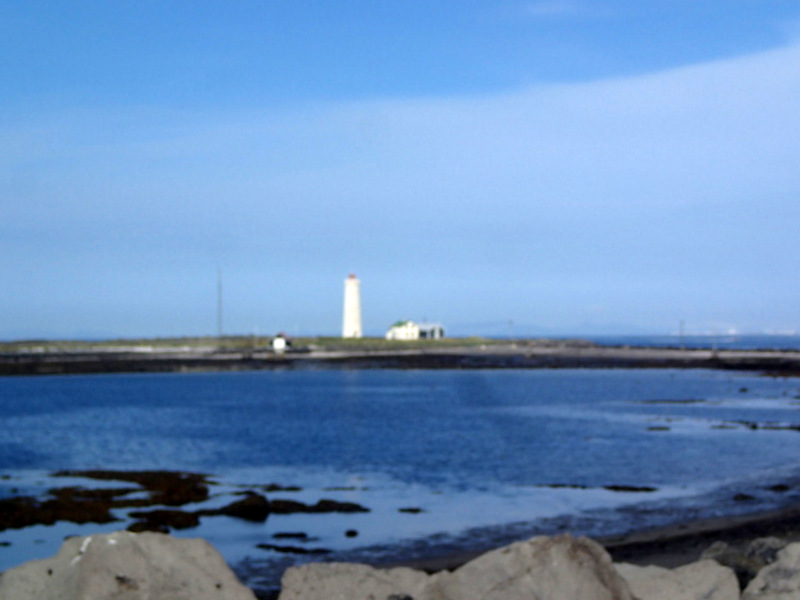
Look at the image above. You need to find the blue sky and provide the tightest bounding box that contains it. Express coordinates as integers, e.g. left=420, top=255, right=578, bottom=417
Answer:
left=2, top=1, right=800, bottom=339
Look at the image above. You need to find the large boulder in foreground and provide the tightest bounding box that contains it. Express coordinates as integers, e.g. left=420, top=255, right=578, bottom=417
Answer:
left=421, top=534, right=633, bottom=600
left=279, top=533, right=634, bottom=600
left=0, top=531, right=256, bottom=600
left=616, top=560, right=739, bottom=600
left=743, top=542, right=800, bottom=599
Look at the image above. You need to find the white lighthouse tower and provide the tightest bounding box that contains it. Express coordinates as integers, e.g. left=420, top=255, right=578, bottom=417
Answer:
left=342, top=273, right=363, bottom=338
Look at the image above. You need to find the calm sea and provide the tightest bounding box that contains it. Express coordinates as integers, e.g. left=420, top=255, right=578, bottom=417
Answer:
left=585, top=333, right=800, bottom=351
left=1, top=368, right=800, bottom=590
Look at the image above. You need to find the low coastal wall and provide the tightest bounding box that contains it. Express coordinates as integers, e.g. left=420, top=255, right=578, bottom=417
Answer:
left=2, top=343, right=800, bottom=376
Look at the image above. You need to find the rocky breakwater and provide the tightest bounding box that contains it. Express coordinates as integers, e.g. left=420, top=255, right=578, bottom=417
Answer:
left=3, top=530, right=800, bottom=599
left=279, top=533, right=800, bottom=600
left=6, top=342, right=800, bottom=376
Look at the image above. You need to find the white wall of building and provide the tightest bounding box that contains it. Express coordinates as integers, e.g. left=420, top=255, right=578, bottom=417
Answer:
left=385, top=321, right=420, bottom=340
left=386, top=320, right=445, bottom=340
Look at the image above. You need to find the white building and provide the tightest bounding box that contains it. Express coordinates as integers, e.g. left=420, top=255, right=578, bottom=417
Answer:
left=385, top=320, right=419, bottom=340
left=271, top=333, right=290, bottom=355
left=342, top=274, right=363, bottom=338
left=385, top=320, right=445, bottom=340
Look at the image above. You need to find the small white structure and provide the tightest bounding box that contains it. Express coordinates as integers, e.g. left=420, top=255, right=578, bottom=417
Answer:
left=419, top=322, right=445, bottom=339
left=342, top=273, right=363, bottom=338
left=272, top=333, right=288, bottom=355
left=385, top=321, right=445, bottom=340
left=385, top=320, right=419, bottom=340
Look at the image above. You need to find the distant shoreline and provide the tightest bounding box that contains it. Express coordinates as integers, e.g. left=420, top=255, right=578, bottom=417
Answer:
left=3, top=340, right=800, bottom=376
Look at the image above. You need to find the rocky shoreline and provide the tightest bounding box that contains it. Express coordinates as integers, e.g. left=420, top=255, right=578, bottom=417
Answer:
left=3, top=342, right=800, bottom=376
left=274, top=530, right=800, bottom=600
left=3, top=469, right=800, bottom=598
left=4, top=521, right=800, bottom=599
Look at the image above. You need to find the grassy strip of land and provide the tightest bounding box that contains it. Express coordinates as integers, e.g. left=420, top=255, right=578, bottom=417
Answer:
left=0, top=335, right=531, bottom=354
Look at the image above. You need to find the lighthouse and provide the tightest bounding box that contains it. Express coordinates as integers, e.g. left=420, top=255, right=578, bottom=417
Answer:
left=342, top=274, right=363, bottom=338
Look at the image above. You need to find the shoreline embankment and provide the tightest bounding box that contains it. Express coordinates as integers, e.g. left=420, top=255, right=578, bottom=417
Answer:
left=3, top=342, right=800, bottom=376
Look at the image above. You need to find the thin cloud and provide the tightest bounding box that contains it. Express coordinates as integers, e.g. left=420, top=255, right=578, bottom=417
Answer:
left=2, top=42, right=800, bottom=335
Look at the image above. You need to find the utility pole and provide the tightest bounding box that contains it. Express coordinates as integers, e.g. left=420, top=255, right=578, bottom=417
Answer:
left=217, top=268, right=223, bottom=339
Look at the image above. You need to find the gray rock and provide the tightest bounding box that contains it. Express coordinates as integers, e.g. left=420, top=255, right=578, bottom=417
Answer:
left=743, top=542, right=800, bottom=599
left=703, top=540, right=762, bottom=587
left=278, top=563, right=429, bottom=600
left=702, top=538, right=790, bottom=590
left=0, top=531, right=256, bottom=600
left=616, top=559, right=740, bottom=600
left=279, top=534, right=631, bottom=600
left=746, top=537, right=788, bottom=566
left=420, top=533, right=633, bottom=600
left=703, top=540, right=748, bottom=565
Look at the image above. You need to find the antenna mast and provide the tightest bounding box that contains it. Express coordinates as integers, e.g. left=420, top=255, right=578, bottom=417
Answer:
left=217, top=268, right=223, bottom=338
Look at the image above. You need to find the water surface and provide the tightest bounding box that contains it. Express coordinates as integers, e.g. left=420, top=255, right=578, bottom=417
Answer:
left=1, top=368, right=799, bottom=588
